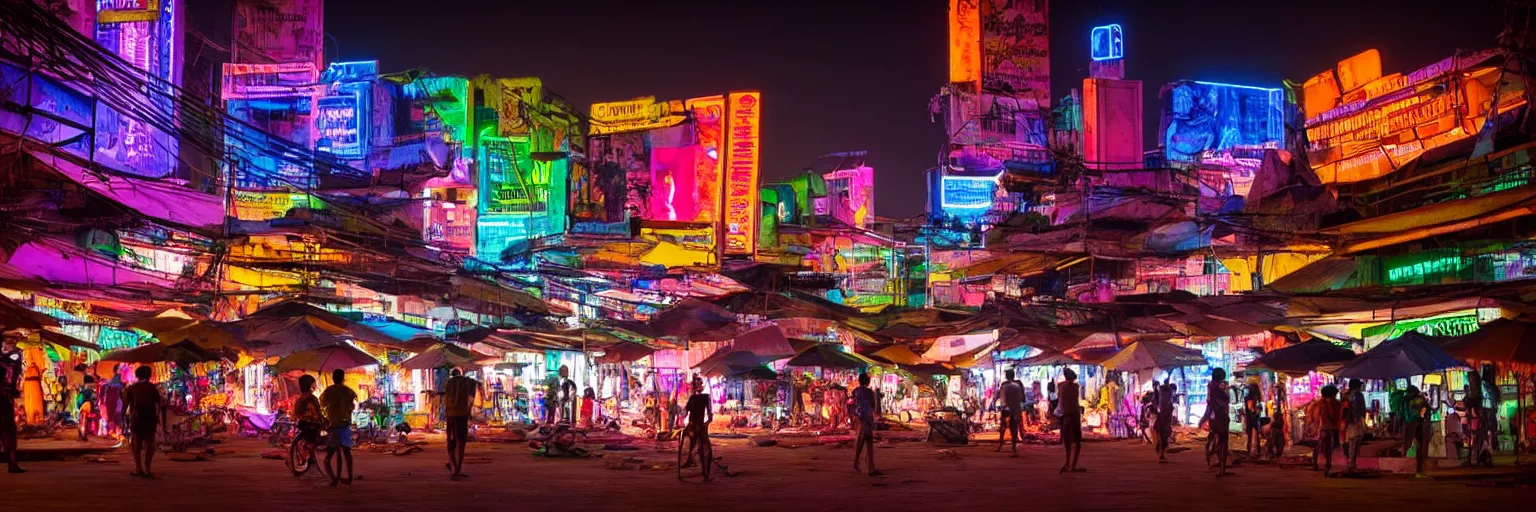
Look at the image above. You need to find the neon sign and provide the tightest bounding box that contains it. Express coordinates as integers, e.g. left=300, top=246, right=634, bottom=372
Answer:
left=589, top=97, right=687, bottom=135
left=940, top=174, right=999, bottom=210
left=1160, top=81, right=1283, bottom=166
left=1089, top=24, right=1123, bottom=61
left=93, top=0, right=179, bottom=178
left=723, top=92, right=762, bottom=256
left=948, top=0, right=981, bottom=83
left=315, top=95, right=362, bottom=158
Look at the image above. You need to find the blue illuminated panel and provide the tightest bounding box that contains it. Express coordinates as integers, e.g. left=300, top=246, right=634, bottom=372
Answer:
left=1159, top=81, right=1284, bottom=166
left=1090, top=24, right=1123, bottom=61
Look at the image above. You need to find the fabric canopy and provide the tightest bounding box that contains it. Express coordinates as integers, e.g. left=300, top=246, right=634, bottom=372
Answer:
left=102, top=341, right=231, bottom=364
left=1439, top=318, right=1536, bottom=364
left=1246, top=339, right=1356, bottom=375
left=399, top=343, right=491, bottom=370
left=594, top=341, right=656, bottom=364
left=695, top=350, right=783, bottom=378
left=728, top=325, right=796, bottom=359
left=1266, top=257, right=1357, bottom=294
left=274, top=345, right=378, bottom=372
left=1333, top=332, right=1467, bottom=380
left=865, top=344, right=932, bottom=366
left=1015, top=351, right=1082, bottom=368
left=1, top=295, right=59, bottom=330
left=1100, top=340, right=1207, bottom=372
left=785, top=344, right=870, bottom=369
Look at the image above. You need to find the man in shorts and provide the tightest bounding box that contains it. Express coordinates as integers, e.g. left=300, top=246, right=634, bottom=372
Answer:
left=1057, top=368, right=1084, bottom=473
left=320, top=369, right=357, bottom=487
left=122, top=365, right=163, bottom=478
left=443, top=368, right=478, bottom=480
left=993, top=369, right=1024, bottom=457
left=683, top=375, right=714, bottom=481
left=852, top=372, right=880, bottom=475
left=1204, top=368, right=1232, bottom=477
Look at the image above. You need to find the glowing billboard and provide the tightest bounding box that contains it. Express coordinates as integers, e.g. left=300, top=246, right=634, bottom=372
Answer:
left=824, top=166, right=875, bottom=229
left=949, top=0, right=981, bottom=83
left=93, top=0, right=181, bottom=178
left=1089, top=24, right=1124, bottom=61
left=688, top=95, right=726, bottom=226
left=1302, top=49, right=1510, bottom=184
left=1159, top=81, right=1283, bottom=166
left=723, top=92, right=762, bottom=256
left=234, top=0, right=324, bottom=68
left=589, top=97, right=688, bottom=135
left=980, top=0, right=1050, bottom=107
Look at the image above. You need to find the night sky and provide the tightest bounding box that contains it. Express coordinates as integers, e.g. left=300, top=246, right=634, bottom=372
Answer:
left=312, top=0, right=1501, bottom=217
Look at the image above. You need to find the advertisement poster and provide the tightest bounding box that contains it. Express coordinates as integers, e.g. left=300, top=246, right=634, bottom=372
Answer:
left=315, top=95, right=362, bottom=158
left=576, top=137, right=630, bottom=223
left=723, top=92, right=762, bottom=255
left=980, top=0, right=1049, bottom=108
left=949, top=0, right=981, bottom=83
left=234, top=0, right=324, bottom=68
left=688, top=95, right=726, bottom=225
left=589, top=97, right=687, bottom=135
left=1159, top=81, right=1284, bottom=166
left=648, top=146, right=699, bottom=221
left=93, top=0, right=180, bottom=178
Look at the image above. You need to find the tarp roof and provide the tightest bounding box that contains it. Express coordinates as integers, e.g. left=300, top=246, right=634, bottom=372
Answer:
left=1333, top=332, right=1467, bottom=379
left=29, top=149, right=225, bottom=234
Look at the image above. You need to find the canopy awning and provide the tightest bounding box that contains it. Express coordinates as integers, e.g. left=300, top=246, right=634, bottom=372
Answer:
left=1439, top=318, right=1536, bottom=364
left=1100, top=340, right=1207, bottom=372
left=1246, top=339, right=1356, bottom=375
left=1333, top=332, right=1467, bottom=380
left=1266, top=257, right=1356, bottom=294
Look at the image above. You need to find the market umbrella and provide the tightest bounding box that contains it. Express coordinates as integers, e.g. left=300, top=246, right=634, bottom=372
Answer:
left=1333, top=332, right=1467, bottom=380
left=154, top=320, right=240, bottom=351
left=1100, top=340, right=1208, bottom=372
left=399, top=343, right=489, bottom=370
left=865, top=344, right=933, bottom=366
left=274, top=344, right=379, bottom=372
left=695, top=350, right=782, bottom=377
left=1439, top=318, right=1536, bottom=364
left=125, top=308, right=204, bottom=334
left=1246, top=339, right=1356, bottom=375
left=101, top=341, right=229, bottom=364
left=233, top=316, right=349, bottom=358
left=725, top=365, right=778, bottom=381
left=1015, top=350, right=1081, bottom=368
left=594, top=340, right=656, bottom=364
left=785, top=343, right=870, bottom=370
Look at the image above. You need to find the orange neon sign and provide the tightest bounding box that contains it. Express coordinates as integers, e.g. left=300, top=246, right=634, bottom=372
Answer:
left=723, top=92, right=762, bottom=256
left=949, top=0, right=981, bottom=83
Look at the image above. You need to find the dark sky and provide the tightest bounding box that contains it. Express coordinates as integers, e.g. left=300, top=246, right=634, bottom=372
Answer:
left=314, top=0, right=1502, bottom=217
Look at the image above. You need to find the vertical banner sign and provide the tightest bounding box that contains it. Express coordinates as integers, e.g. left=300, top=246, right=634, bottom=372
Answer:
left=687, top=95, right=726, bottom=225
left=93, top=0, right=180, bottom=178
left=949, top=0, right=981, bottom=83
left=723, top=92, right=762, bottom=256
left=981, top=0, right=1050, bottom=109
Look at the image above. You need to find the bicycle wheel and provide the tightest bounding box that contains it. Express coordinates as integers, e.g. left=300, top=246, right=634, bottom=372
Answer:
left=676, top=430, right=689, bottom=480
left=288, top=438, right=312, bottom=476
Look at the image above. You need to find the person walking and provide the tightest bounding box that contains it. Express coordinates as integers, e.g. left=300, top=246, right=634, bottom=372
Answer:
left=1243, top=381, right=1264, bottom=456
left=122, top=365, right=163, bottom=478
left=1204, top=368, right=1232, bottom=477
left=1154, top=383, right=1175, bottom=462
left=683, top=375, right=714, bottom=481
left=1342, top=379, right=1368, bottom=472
left=1315, top=385, right=1343, bottom=476
left=852, top=372, right=881, bottom=475
left=993, top=369, right=1024, bottom=457
left=1402, top=385, right=1431, bottom=478
left=1057, top=368, right=1084, bottom=473
left=1, top=346, right=24, bottom=474
left=443, top=368, right=477, bottom=480
left=77, top=375, right=98, bottom=442
left=320, top=369, right=357, bottom=487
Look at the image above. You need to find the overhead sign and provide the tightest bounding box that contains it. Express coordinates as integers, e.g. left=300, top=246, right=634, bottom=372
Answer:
left=723, top=92, right=762, bottom=256
left=222, top=62, right=321, bottom=100
left=1090, top=24, right=1124, bottom=61
left=97, top=0, right=161, bottom=23
left=948, top=0, right=981, bottom=83
left=589, top=96, right=687, bottom=135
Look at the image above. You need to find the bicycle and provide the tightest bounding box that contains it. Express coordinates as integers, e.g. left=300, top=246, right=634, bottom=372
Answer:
left=674, top=426, right=713, bottom=480
left=286, top=424, right=333, bottom=478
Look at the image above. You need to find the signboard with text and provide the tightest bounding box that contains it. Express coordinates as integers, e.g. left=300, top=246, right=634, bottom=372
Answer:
left=723, top=92, right=762, bottom=256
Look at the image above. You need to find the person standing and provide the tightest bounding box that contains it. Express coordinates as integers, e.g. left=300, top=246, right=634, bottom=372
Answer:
left=122, top=365, right=163, bottom=478
left=101, top=368, right=124, bottom=439
left=580, top=387, right=596, bottom=428
left=1402, top=385, right=1431, bottom=478
left=77, top=375, right=98, bottom=442
left=320, top=369, right=357, bottom=487
left=683, top=375, right=714, bottom=481
left=558, top=366, right=577, bottom=424
left=1204, top=368, right=1232, bottom=476
left=852, top=372, right=880, bottom=475
left=1243, top=381, right=1264, bottom=456
left=1315, top=385, right=1343, bottom=476
left=1342, top=379, right=1368, bottom=472
left=1, top=346, right=24, bottom=474
left=1154, top=383, right=1175, bottom=462
left=443, top=368, right=477, bottom=480
left=994, top=369, right=1024, bottom=457
left=542, top=370, right=561, bottom=426
left=1057, top=368, right=1084, bottom=473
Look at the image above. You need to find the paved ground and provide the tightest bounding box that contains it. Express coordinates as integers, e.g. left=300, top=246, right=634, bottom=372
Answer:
left=6, top=433, right=1532, bottom=511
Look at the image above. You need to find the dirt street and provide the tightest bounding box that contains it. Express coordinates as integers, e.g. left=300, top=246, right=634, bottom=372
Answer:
left=5, top=434, right=1530, bottom=511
